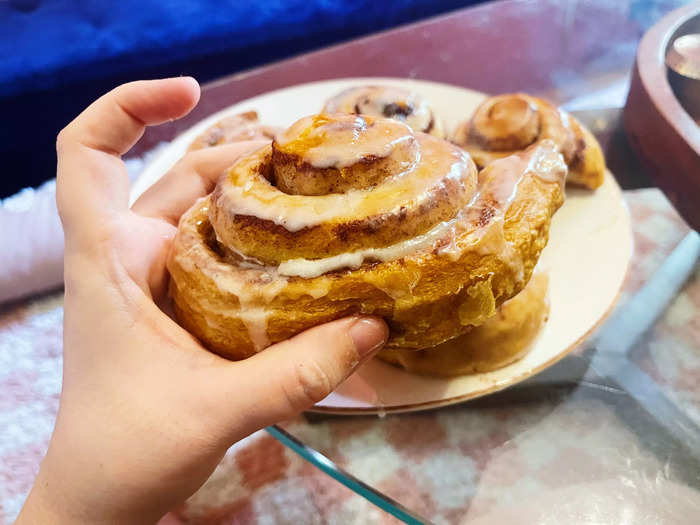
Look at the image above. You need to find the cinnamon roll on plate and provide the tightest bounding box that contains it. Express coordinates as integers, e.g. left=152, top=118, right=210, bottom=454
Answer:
left=188, top=110, right=281, bottom=151
left=130, top=78, right=631, bottom=413
left=322, top=85, right=445, bottom=138
left=452, top=93, right=605, bottom=189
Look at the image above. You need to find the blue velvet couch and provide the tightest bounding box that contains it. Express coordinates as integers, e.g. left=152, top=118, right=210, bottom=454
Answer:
left=0, top=0, right=480, bottom=196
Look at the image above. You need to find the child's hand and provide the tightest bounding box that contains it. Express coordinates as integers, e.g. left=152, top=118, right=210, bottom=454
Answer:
left=17, top=78, right=387, bottom=524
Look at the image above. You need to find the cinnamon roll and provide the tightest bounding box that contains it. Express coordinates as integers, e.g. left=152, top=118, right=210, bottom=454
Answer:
left=453, top=94, right=605, bottom=189
left=188, top=111, right=281, bottom=151
left=322, top=86, right=445, bottom=138
left=378, top=271, right=549, bottom=376
left=168, top=113, right=567, bottom=360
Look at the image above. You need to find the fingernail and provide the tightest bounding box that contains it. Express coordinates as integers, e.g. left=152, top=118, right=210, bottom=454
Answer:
left=348, top=317, right=389, bottom=359
left=182, top=75, right=199, bottom=87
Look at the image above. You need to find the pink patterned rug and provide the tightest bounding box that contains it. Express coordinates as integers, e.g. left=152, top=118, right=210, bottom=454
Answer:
left=1, top=189, right=697, bottom=524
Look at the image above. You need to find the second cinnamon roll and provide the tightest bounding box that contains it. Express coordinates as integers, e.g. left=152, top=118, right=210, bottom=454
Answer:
left=323, top=86, right=445, bottom=138
left=452, top=93, right=605, bottom=189
left=188, top=110, right=281, bottom=151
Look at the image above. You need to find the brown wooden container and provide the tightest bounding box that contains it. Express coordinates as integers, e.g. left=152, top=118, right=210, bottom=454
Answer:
left=624, top=3, right=700, bottom=230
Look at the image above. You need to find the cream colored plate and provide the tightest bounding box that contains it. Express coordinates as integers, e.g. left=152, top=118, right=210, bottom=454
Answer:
left=132, top=78, right=633, bottom=415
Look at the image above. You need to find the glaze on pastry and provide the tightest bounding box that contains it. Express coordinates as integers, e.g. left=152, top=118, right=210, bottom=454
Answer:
left=168, top=113, right=566, bottom=360
left=378, top=272, right=549, bottom=376
left=453, top=94, right=605, bottom=189
left=188, top=111, right=281, bottom=151
left=323, top=86, right=445, bottom=137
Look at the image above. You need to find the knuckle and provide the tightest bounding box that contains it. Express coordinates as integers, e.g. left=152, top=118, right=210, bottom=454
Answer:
left=170, top=153, right=197, bottom=177
left=55, top=127, right=71, bottom=152
left=286, top=359, right=334, bottom=411
left=66, top=218, right=117, bottom=258
left=173, top=154, right=192, bottom=172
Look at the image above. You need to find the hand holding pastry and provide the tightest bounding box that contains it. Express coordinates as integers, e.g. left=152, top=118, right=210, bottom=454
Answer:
left=17, top=78, right=388, bottom=525
left=169, top=112, right=567, bottom=359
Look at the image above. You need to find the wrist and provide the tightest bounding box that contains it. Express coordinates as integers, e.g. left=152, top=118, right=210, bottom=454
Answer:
left=16, top=473, right=78, bottom=525
left=17, top=449, right=161, bottom=525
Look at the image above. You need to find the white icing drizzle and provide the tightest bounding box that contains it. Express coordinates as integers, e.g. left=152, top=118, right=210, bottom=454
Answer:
left=529, top=139, right=567, bottom=192
left=217, top=137, right=470, bottom=232
left=278, top=216, right=458, bottom=278
left=175, top=199, right=291, bottom=351
left=272, top=142, right=565, bottom=279
left=275, top=114, right=416, bottom=168
left=174, top=139, right=566, bottom=351
left=238, top=307, right=271, bottom=352
left=195, top=300, right=272, bottom=353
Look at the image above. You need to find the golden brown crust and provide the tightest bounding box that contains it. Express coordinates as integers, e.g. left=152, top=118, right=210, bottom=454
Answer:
left=566, top=116, right=606, bottom=189
left=188, top=111, right=281, bottom=151
left=453, top=93, right=605, bottom=190
left=271, top=148, right=394, bottom=195
left=209, top=148, right=477, bottom=264
left=377, top=272, right=549, bottom=376
left=168, top=114, right=566, bottom=360
left=269, top=113, right=424, bottom=195
left=209, top=114, right=478, bottom=264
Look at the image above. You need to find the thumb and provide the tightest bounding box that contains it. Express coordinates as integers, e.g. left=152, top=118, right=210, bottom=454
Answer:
left=216, top=316, right=388, bottom=440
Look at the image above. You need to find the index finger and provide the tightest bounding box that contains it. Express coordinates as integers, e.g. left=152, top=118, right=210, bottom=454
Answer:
left=56, top=78, right=201, bottom=240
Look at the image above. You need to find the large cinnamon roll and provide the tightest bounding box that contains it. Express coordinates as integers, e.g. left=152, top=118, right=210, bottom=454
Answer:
left=188, top=111, right=281, bottom=151
left=453, top=94, right=605, bottom=189
left=168, top=113, right=567, bottom=360
left=322, top=86, right=445, bottom=138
